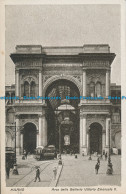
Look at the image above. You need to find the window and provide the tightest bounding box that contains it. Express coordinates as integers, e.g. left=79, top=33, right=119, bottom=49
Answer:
left=7, top=109, right=14, bottom=123
left=89, top=82, right=95, bottom=97
left=30, top=81, right=36, bottom=97
left=24, top=81, right=29, bottom=97
left=95, top=82, right=101, bottom=97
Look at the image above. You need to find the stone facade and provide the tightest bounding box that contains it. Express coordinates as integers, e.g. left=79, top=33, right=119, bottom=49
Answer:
left=5, top=45, right=121, bottom=155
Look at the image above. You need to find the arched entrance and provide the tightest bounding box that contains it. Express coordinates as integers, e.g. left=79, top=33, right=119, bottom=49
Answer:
left=45, top=79, right=80, bottom=153
left=23, top=123, right=37, bottom=153
left=89, top=122, right=102, bottom=154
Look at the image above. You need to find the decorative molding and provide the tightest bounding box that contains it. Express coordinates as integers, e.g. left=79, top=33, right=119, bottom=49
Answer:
left=86, top=114, right=106, bottom=131
left=83, top=60, right=110, bottom=68
left=73, top=75, right=82, bottom=83
left=43, top=75, right=52, bottom=83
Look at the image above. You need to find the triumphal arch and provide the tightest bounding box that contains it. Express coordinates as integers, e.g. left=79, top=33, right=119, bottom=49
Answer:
left=9, top=44, right=116, bottom=155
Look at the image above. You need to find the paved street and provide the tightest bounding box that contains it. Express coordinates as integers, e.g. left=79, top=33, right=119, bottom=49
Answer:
left=6, top=154, right=121, bottom=187
left=57, top=155, right=121, bottom=187
left=6, top=155, right=58, bottom=187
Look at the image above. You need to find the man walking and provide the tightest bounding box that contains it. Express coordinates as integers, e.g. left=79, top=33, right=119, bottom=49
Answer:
left=34, top=166, right=41, bottom=182
left=97, top=157, right=100, bottom=165
left=105, top=152, right=107, bottom=160
left=95, top=163, right=100, bottom=174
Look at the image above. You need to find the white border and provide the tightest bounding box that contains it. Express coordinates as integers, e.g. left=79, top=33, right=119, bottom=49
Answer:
left=0, top=0, right=126, bottom=194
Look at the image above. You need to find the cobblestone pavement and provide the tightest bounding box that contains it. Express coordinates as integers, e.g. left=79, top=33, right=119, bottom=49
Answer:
left=6, top=155, right=58, bottom=187
left=6, top=154, right=121, bottom=187
left=57, top=155, right=121, bottom=187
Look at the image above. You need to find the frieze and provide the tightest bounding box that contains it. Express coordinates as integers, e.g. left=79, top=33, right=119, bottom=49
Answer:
left=80, top=105, right=111, bottom=112
left=18, top=61, right=42, bottom=68
left=15, top=106, right=42, bottom=112
left=43, top=63, right=81, bottom=67
left=43, top=71, right=82, bottom=75
left=83, top=61, right=110, bottom=68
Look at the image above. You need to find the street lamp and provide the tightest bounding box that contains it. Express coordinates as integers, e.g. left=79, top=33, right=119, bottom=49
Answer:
left=12, top=122, right=18, bottom=175
left=106, top=120, right=113, bottom=175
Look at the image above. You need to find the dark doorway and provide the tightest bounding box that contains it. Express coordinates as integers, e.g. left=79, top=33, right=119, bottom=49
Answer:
left=89, top=123, right=102, bottom=154
left=45, top=79, right=80, bottom=152
left=23, top=123, right=36, bottom=153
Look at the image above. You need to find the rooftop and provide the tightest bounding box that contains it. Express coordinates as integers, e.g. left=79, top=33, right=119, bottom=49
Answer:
left=13, top=44, right=110, bottom=55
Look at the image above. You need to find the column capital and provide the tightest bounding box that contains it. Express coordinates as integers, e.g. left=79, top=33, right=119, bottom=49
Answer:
left=15, top=114, right=20, bottom=119
left=80, top=112, right=87, bottom=119
left=38, top=114, right=42, bottom=118
left=82, top=67, right=86, bottom=71
left=106, top=69, right=110, bottom=73
left=39, top=69, right=42, bottom=73
left=15, top=69, right=19, bottom=73
left=36, top=130, right=39, bottom=134
left=106, top=114, right=111, bottom=119
left=20, top=129, right=23, bottom=134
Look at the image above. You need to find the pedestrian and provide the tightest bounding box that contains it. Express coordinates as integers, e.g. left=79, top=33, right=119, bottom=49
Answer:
left=34, top=166, right=41, bottom=182
left=95, top=163, right=100, bottom=174
left=6, top=162, right=10, bottom=179
left=25, top=150, right=28, bottom=159
left=100, top=154, right=103, bottom=160
left=105, top=152, right=107, bottom=160
left=82, top=151, right=84, bottom=157
left=103, top=150, right=105, bottom=156
left=97, top=157, right=100, bottom=165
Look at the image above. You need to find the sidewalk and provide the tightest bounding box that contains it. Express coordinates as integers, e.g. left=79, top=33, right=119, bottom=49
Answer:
left=57, top=155, right=121, bottom=187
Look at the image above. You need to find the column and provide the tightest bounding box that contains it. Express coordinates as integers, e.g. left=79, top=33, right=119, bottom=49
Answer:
left=80, top=112, right=87, bottom=155
left=15, top=70, right=19, bottom=97
left=102, top=132, right=106, bottom=151
left=82, top=115, right=87, bottom=147
left=42, top=111, right=47, bottom=147
left=106, top=70, right=110, bottom=97
left=39, top=70, right=42, bottom=97
left=80, top=115, right=83, bottom=152
left=87, top=132, right=89, bottom=154
left=38, top=115, right=42, bottom=146
left=105, top=116, right=111, bottom=152
left=20, top=131, right=23, bottom=154
left=82, top=68, right=86, bottom=97
left=15, top=115, right=20, bottom=155
left=36, top=130, right=39, bottom=147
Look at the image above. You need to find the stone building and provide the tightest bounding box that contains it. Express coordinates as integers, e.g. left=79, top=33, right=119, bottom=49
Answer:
left=5, top=45, right=121, bottom=155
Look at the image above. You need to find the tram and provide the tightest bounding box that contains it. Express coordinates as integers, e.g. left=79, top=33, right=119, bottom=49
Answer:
left=34, top=145, right=57, bottom=160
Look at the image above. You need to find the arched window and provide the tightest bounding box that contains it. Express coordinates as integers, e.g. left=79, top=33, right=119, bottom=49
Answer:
left=24, top=81, right=29, bottom=97
left=89, top=82, right=95, bottom=97
left=6, top=131, right=13, bottom=147
left=7, top=108, right=14, bottom=123
left=95, top=82, right=101, bottom=97
left=30, top=81, right=36, bottom=97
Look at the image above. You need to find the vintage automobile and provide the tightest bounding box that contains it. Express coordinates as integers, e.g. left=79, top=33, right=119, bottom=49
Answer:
left=5, top=147, right=15, bottom=168
left=34, top=145, right=57, bottom=160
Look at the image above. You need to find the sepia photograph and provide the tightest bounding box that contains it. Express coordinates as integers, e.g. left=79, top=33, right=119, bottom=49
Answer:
left=1, top=0, right=126, bottom=193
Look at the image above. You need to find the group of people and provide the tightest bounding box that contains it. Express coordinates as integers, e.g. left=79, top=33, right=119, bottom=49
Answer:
left=95, top=151, right=108, bottom=174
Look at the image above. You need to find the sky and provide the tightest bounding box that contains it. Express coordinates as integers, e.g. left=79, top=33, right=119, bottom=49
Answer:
left=5, top=4, right=121, bottom=86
